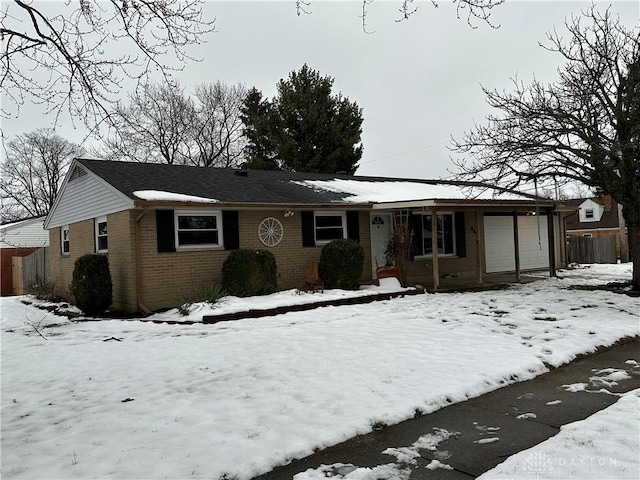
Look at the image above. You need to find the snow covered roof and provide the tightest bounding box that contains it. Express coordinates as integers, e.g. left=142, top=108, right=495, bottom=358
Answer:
left=133, top=190, right=220, bottom=203
left=72, top=158, right=549, bottom=208
left=292, top=179, right=529, bottom=205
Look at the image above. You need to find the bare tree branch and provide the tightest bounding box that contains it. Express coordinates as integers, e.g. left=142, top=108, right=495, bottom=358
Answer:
left=451, top=6, right=640, bottom=286
left=1, top=0, right=215, bottom=130
left=1, top=129, right=80, bottom=221
left=102, top=80, right=246, bottom=168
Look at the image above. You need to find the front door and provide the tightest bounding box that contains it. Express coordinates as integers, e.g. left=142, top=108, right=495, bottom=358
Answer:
left=370, top=212, right=393, bottom=276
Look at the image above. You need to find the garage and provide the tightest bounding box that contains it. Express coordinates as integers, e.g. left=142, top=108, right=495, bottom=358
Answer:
left=484, top=215, right=549, bottom=274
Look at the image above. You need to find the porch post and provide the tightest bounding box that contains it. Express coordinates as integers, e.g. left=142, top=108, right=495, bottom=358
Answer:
left=513, top=212, right=521, bottom=282
left=547, top=210, right=557, bottom=277
left=476, top=212, right=483, bottom=285
left=431, top=208, right=439, bottom=290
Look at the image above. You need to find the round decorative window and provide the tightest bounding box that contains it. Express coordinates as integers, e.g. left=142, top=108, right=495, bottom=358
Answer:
left=258, top=217, right=284, bottom=247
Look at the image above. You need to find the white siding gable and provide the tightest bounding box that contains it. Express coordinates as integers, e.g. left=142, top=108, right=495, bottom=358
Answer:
left=45, top=164, right=134, bottom=229
left=0, top=217, right=49, bottom=248
left=578, top=199, right=603, bottom=223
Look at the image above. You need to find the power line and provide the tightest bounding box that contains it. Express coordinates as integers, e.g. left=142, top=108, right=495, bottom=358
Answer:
left=360, top=140, right=450, bottom=165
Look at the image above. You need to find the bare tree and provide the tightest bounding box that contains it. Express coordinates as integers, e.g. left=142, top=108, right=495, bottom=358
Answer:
left=1, top=0, right=215, bottom=128
left=452, top=7, right=640, bottom=287
left=103, top=80, right=247, bottom=167
left=105, top=82, right=196, bottom=165
left=1, top=129, right=80, bottom=221
left=192, top=82, right=247, bottom=167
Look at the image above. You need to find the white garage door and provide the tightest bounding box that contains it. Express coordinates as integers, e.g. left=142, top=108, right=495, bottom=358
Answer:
left=484, top=215, right=549, bottom=273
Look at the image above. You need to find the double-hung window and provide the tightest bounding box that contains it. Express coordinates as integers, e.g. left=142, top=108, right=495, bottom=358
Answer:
left=61, top=225, right=70, bottom=255
left=417, top=213, right=455, bottom=256
left=95, top=217, right=108, bottom=253
left=175, top=211, right=222, bottom=248
left=585, top=209, right=595, bottom=220
left=314, top=212, right=346, bottom=244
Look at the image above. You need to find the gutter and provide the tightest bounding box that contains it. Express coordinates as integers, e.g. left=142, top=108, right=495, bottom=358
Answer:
left=132, top=200, right=374, bottom=210
left=135, top=207, right=151, bottom=315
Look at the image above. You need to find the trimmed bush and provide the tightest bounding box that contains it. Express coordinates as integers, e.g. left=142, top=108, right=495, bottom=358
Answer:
left=222, top=249, right=277, bottom=297
left=318, top=239, right=364, bottom=290
left=71, top=254, right=113, bottom=315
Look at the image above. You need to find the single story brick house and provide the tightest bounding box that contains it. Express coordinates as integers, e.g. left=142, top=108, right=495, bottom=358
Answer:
left=44, top=158, right=569, bottom=313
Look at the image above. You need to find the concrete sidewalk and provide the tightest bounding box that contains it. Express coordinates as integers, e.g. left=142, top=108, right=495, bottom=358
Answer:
left=254, top=338, right=640, bottom=479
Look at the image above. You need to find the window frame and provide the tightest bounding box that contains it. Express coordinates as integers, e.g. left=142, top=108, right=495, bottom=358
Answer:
left=61, top=225, right=70, bottom=255
left=415, top=212, right=457, bottom=258
left=584, top=208, right=595, bottom=220
left=95, top=216, right=108, bottom=253
left=313, top=211, right=347, bottom=245
left=174, top=210, right=223, bottom=250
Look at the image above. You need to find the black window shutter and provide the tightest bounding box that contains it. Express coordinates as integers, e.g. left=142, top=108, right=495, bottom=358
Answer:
left=156, top=210, right=176, bottom=253
left=301, top=211, right=315, bottom=247
left=408, top=213, right=422, bottom=258
left=346, top=211, right=360, bottom=242
left=222, top=210, right=240, bottom=250
left=454, top=211, right=466, bottom=258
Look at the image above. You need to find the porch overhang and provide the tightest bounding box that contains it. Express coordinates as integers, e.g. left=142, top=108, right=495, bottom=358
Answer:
left=371, top=198, right=558, bottom=211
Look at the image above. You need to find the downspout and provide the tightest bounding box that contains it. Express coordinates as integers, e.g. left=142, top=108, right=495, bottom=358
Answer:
left=135, top=206, right=151, bottom=315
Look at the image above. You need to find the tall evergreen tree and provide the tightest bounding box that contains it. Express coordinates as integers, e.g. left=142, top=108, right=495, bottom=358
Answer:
left=239, top=88, right=279, bottom=170
left=242, top=65, right=363, bottom=174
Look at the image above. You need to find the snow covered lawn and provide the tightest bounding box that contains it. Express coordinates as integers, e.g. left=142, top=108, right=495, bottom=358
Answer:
left=1, top=264, right=638, bottom=479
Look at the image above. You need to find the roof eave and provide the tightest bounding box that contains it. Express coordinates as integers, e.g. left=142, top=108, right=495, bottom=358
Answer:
left=372, top=198, right=558, bottom=210
left=132, top=200, right=374, bottom=210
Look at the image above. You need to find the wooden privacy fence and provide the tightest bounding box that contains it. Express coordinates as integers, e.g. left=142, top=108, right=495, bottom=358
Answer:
left=568, top=236, right=616, bottom=264
left=12, top=247, right=50, bottom=295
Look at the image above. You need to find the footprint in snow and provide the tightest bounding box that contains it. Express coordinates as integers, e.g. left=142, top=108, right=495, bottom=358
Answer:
left=473, top=422, right=501, bottom=434
left=517, top=393, right=535, bottom=400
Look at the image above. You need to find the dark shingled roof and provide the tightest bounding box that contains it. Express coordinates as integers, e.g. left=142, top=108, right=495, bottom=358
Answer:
left=77, top=158, right=531, bottom=205
left=564, top=197, right=621, bottom=230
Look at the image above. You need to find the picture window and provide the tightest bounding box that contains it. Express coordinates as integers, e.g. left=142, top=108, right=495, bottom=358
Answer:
left=175, top=211, right=222, bottom=248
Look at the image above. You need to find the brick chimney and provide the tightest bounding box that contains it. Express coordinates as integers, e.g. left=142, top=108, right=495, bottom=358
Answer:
left=603, top=194, right=612, bottom=211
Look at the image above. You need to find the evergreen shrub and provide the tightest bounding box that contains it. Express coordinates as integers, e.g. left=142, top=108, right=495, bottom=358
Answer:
left=318, top=239, right=364, bottom=290
left=222, top=249, right=277, bottom=297
left=71, top=254, right=113, bottom=315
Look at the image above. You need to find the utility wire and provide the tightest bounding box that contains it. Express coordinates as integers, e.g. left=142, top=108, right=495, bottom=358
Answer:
left=360, top=140, right=450, bottom=165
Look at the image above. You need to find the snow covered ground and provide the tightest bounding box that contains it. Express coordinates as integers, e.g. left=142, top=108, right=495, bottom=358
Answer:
left=478, top=389, right=640, bottom=480
left=1, top=263, right=638, bottom=479
left=295, top=389, right=640, bottom=480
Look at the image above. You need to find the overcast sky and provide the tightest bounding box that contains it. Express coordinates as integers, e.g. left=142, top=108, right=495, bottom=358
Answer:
left=2, top=1, right=638, bottom=181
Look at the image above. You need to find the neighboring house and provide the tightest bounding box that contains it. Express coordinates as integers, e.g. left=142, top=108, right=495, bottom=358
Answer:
left=1, top=216, right=49, bottom=296
left=565, top=196, right=629, bottom=262
left=45, top=158, right=570, bottom=313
